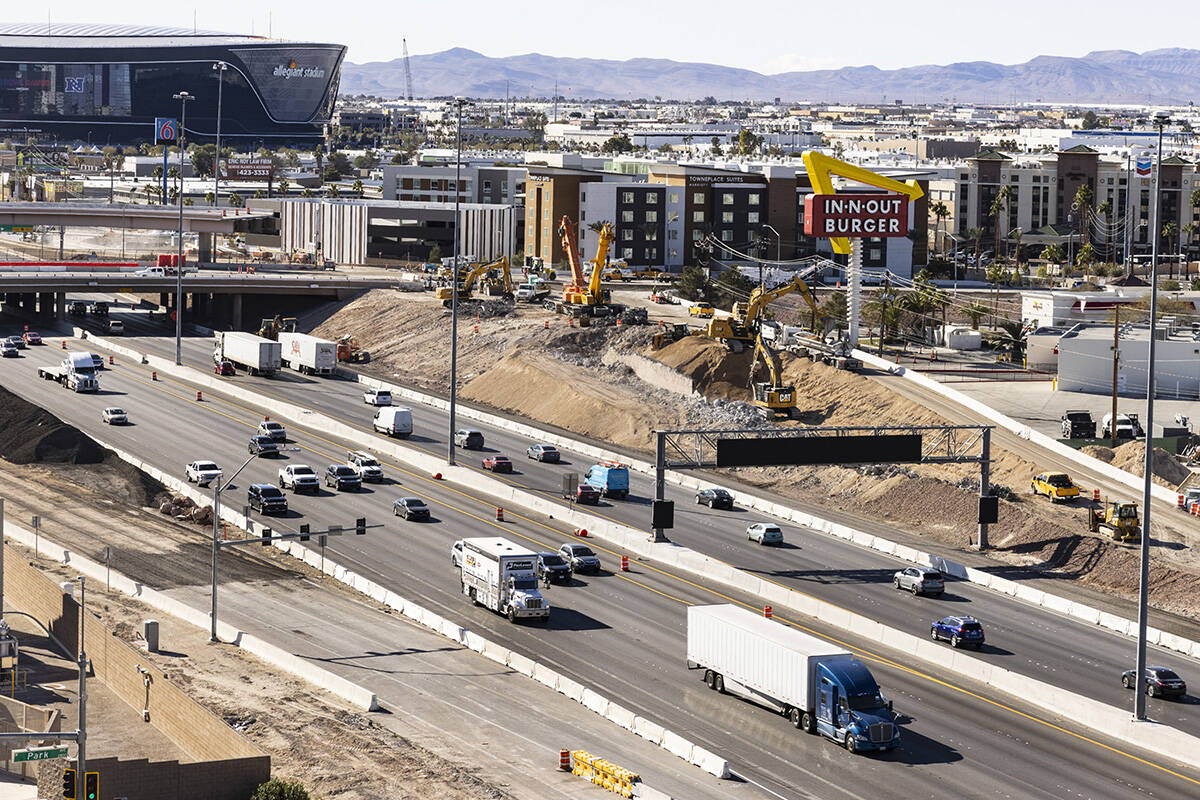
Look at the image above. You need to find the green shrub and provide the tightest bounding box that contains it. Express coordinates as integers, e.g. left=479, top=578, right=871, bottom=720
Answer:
left=251, top=778, right=311, bottom=800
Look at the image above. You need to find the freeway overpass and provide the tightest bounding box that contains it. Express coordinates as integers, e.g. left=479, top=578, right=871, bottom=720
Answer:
left=0, top=269, right=405, bottom=328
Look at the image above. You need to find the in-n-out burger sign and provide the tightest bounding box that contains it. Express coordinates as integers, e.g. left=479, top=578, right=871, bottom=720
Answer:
left=803, top=193, right=908, bottom=237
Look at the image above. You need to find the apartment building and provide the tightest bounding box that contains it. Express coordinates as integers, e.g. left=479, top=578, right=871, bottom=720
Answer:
left=939, top=145, right=1200, bottom=260
left=381, top=164, right=526, bottom=205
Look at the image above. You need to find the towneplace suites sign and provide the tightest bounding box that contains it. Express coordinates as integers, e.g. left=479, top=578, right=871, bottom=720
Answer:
left=803, top=193, right=909, bottom=238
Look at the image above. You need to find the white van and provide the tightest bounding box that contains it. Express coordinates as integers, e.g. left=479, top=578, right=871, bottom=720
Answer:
left=373, top=407, right=413, bottom=438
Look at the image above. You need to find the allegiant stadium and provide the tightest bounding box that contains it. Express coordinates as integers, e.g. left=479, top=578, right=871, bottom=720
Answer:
left=0, top=23, right=346, bottom=146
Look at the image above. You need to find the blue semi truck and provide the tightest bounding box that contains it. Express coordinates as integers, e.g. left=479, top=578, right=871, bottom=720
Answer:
left=686, top=604, right=900, bottom=754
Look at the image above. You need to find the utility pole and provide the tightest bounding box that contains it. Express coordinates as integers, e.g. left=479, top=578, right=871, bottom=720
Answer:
left=1124, top=150, right=1133, bottom=275
left=1111, top=306, right=1120, bottom=447
left=76, top=576, right=87, bottom=800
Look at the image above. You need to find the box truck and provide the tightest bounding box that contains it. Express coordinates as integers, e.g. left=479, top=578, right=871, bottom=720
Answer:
left=686, top=604, right=899, bottom=754
left=458, top=537, right=550, bottom=623
left=213, top=331, right=281, bottom=377
left=278, top=331, right=337, bottom=376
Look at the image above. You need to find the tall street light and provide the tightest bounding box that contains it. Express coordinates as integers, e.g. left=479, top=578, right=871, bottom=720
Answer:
left=447, top=97, right=470, bottom=466
left=172, top=90, right=193, bottom=366
left=1134, top=110, right=1170, bottom=722
left=212, top=61, right=227, bottom=209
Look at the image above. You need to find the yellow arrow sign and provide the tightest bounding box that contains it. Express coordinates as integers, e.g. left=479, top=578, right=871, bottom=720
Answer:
left=802, top=151, right=925, bottom=255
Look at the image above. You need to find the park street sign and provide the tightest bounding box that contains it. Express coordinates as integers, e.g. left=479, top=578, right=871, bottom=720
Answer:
left=12, top=745, right=69, bottom=762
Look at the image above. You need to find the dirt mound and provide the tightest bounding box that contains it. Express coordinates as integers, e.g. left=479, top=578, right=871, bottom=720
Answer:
left=1108, top=441, right=1191, bottom=488
left=0, top=384, right=169, bottom=507
left=0, top=384, right=107, bottom=464
left=1081, top=445, right=1116, bottom=463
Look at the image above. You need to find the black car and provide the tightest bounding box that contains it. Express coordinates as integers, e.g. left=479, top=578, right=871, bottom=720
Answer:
left=325, top=464, right=361, bottom=491
left=248, top=435, right=280, bottom=456
left=1122, top=667, right=1187, bottom=699
left=537, top=552, right=572, bottom=583
left=247, top=483, right=288, bottom=515
left=392, top=496, right=430, bottom=520
left=696, top=488, right=734, bottom=509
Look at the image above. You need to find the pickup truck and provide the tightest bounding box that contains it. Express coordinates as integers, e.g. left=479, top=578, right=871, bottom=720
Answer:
left=1061, top=410, right=1096, bottom=439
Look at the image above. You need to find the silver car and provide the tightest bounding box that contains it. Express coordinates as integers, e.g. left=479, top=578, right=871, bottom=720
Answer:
left=894, top=566, right=945, bottom=596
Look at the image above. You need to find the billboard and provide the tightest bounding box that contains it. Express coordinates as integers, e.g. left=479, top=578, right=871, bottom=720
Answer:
left=219, top=157, right=276, bottom=181
left=803, top=193, right=909, bottom=238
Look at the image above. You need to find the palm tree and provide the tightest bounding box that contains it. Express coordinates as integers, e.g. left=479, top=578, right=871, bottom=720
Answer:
left=992, top=184, right=1014, bottom=259
left=1073, top=183, right=1094, bottom=247
left=1184, top=221, right=1199, bottom=264
left=996, top=319, right=1028, bottom=364
left=229, top=191, right=243, bottom=207
left=352, top=179, right=364, bottom=198
left=142, top=184, right=158, bottom=204
left=313, top=148, right=324, bottom=184
left=930, top=201, right=950, bottom=255
left=300, top=187, right=313, bottom=198
left=326, top=184, right=340, bottom=198
left=820, top=291, right=847, bottom=334
left=1162, top=221, right=1179, bottom=278
left=966, top=226, right=985, bottom=269
left=204, top=191, right=215, bottom=206
left=1096, top=200, right=1112, bottom=262
left=963, top=301, right=990, bottom=330
left=277, top=177, right=290, bottom=197
left=1009, top=227, right=1024, bottom=265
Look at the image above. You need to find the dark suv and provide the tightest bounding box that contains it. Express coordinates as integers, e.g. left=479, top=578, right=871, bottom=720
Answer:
left=537, top=552, right=572, bottom=583
left=325, top=464, right=361, bottom=491
left=931, top=616, right=985, bottom=649
left=454, top=429, right=485, bottom=449
left=247, top=483, right=288, bottom=515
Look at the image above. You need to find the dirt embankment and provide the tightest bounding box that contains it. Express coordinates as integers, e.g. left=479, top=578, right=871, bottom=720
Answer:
left=0, top=384, right=169, bottom=507
left=310, top=290, right=1200, bottom=618
left=1084, top=441, right=1191, bottom=488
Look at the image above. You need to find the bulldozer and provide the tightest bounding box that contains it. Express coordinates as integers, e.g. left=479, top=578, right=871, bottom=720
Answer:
left=336, top=334, right=370, bottom=364
left=748, top=333, right=797, bottom=417
left=652, top=322, right=693, bottom=349
left=257, top=316, right=297, bottom=340
left=1087, top=500, right=1140, bottom=542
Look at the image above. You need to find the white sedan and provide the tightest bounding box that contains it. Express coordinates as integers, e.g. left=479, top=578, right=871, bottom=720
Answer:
left=101, top=407, right=128, bottom=424
left=185, top=460, right=223, bottom=487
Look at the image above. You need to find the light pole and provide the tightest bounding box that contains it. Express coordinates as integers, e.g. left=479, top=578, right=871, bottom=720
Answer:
left=760, top=224, right=780, bottom=292
left=208, top=450, right=274, bottom=643
left=212, top=62, right=227, bottom=209
left=1134, top=110, right=1170, bottom=722
left=448, top=97, right=470, bottom=466
left=172, top=90, right=193, bottom=366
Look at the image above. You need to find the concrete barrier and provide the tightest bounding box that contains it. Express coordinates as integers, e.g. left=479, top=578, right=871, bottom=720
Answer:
left=605, top=703, right=637, bottom=732
left=532, top=663, right=560, bottom=690
left=581, top=688, right=611, bottom=716
left=689, top=746, right=731, bottom=779
left=556, top=676, right=586, bottom=704
left=507, top=651, right=537, bottom=678
left=660, top=730, right=695, bottom=762
left=633, top=716, right=667, bottom=746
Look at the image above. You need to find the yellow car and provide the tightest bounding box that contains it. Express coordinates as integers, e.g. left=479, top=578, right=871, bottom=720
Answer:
left=689, top=302, right=715, bottom=318
left=1031, top=472, right=1080, bottom=502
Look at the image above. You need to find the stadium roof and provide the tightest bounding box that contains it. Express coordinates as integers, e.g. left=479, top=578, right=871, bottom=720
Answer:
left=0, top=23, right=239, bottom=38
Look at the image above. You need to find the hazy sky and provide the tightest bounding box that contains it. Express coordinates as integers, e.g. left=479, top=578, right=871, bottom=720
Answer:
left=35, top=1, right=1200, bottom=73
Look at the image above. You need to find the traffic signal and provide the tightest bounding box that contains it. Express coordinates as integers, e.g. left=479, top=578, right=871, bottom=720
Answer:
left=299, top=523, right=310, bottom=542
left=83, top=772, right=98, bottom=800
left=62, top=768, right=76, bottom=799
left=355, top=517, right=366, bottom=536
left=261, top=527, right=272, bottom=546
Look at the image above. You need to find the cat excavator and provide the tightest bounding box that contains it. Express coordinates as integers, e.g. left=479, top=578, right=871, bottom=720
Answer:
left=257, top=315, right=297, bottom=340
left=748, top=332, right=797, bottom=417
left=434, top=256, right=513, bottom=306
left=706, top=271, right=820, bottom=351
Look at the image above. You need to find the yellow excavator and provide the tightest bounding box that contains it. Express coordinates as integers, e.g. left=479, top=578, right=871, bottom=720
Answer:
left=706, top=274, right=821, bottom=350
left=434, top=256, right=513, bottom=306
left=748, top=332, right=797, bottom=417
left=257, top=315, right=297, bottom=340
left=560, top=216, right=614, bottom=311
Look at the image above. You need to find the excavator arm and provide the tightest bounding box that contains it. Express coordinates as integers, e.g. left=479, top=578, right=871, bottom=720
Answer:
left=586, top=222, right=615, bottom=300
left=743, top=275, right=820, bottom=328
left=749, top=332, right=796, bottom=415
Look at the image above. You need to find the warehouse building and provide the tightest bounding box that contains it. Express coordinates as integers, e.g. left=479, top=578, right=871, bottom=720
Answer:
left=1056, top=322, right=1200, bottom=400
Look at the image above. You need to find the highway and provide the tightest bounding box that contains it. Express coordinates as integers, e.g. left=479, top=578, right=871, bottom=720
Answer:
left=0, top=317, right=1196, bottom=796
left=85, top=308, right=1200, bottom=740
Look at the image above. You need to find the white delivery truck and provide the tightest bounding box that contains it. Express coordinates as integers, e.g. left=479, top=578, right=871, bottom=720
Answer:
left=213, top=331, right=281, bottom=377
left=373, top=407, right=413, bottom=438
left=459, top=537, right=550, bottom=623
left=687, top=604, right=899, bottom=753
left=37, top=353, right=100, bottom=393
left=277, top=331, right=337, bottom=376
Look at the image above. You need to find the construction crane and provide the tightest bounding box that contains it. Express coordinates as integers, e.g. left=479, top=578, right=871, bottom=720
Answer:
left=402, top=39, right=415, bottom=101
left=748, top=333, right=797, bottom=417
left=434, top=256, right=512, bottom=305
left=706, top=271, right=820, bottom=350
left=559, top=216, right=614, bottom=311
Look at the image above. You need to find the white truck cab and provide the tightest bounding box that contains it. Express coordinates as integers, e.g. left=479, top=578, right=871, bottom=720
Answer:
left=459, top=537, right=550, bottom=623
